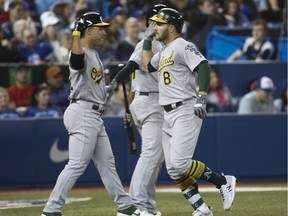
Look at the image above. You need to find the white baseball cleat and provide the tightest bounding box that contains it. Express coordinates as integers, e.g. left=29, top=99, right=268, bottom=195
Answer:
left=153, top=211, right=161, bottom=216
left=41, top=212, right=62, bottom=216
left=219, top=174, right=237, bottom=211
left=192, top=203, right=213, bottom=216
left=117, top=205, right=142, bottom=216
left=140, top=210, right=161, bottom=216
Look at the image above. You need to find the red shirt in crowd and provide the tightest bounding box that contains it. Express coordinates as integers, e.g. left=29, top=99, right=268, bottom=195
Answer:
left=7, top=85, right=34, bottom=107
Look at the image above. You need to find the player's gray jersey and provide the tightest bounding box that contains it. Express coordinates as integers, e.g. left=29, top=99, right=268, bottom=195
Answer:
left=151, top=38, right=206, bottom=106
left=68, top=48, right=106, bottom=105
left=130, top=39, right=163, bottom=92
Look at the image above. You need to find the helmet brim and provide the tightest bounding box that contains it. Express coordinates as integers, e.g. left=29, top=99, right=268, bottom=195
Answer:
left=149, top=15, right=167, bottom=24
left=92, top=22, right=110, bottom=27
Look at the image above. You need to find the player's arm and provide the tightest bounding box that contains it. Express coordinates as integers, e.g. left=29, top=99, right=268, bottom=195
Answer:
left=194, top=60, right=211, bottom=95
left=227, top=49, right=244, bottom=62
left=193, top=60, right=211, bottom=119
left=69, top=18, right=85, bottom=70
left=112, top=61, right=139, bottom=86
left=142, top=44, right=154, bottom=72
left=142, top=22, right=156, bottom=72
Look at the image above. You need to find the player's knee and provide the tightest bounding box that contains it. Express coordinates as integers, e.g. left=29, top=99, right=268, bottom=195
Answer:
left=168, top=157, right=189, bottom=176
left=68, top=158, right=90, bottom=171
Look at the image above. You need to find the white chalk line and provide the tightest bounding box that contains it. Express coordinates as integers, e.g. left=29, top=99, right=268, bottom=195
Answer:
left=0, top=197, right=91, bottom=210
left=156, top=186, right=288, bottom=193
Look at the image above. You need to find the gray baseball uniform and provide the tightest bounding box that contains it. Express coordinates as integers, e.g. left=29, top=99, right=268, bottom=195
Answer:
left=128, top=39, right=164, bottom=212
left=150, top=37, right=206, bottom=180
left=43, top=47, right=134, bottom=213
left=144, top=8, right=237, bottom=215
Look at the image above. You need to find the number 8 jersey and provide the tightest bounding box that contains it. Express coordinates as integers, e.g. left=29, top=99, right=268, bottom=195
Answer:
left=150, top=37, right=206, bottom=106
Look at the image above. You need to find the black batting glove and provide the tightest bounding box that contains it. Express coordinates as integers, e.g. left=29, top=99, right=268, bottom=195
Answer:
left=74, top=17, right=85, bottom=32
left=72, top=17, right=85, bottom=36
left=194, top=94, right=207, bottom=119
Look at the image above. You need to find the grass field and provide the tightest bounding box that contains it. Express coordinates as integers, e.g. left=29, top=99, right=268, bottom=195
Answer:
left=0, top=185, right=287, bottom=216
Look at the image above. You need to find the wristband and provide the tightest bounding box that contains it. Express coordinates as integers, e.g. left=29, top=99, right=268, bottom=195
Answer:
left=72, top=30, right=81, bottom=37
left=143, top=39, right=152, bottom=50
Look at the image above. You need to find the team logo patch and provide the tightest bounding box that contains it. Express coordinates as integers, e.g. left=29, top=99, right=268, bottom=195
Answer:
left=185, top=44, right=202, bottom=56
left=91, top=67, right=103, bottom=84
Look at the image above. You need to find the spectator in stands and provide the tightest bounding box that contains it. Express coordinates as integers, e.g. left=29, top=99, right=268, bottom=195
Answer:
left=109, top=6, right=127, bottom=39
left=17, top=27, right=54, bottom=64
left=0, top=29, right=25, bottom=62
left=188, top=0, right=226, bottom=55
left=51, top=0, right=72, bottom=30
left=222, top=0, right=250, bottom=27
left=164, top=0, right=194, bottom=38
left=0, top=86, right=20, bottom=119
left=1, top=1, right=25, bottom=41
left=34, top=0, right=56, bottom=15
left=45, top=66, right=70, bottom=112
left=238, top=76, right=275, bottom=114
left=253, top=0, right=283, bottom=23
left=55, top=29, right=72, bottom=63
left=12, top=18, right=36, bottom=48
left=24, top=83, right=62, bottom=117
left=274, top=79, right=287, bottom=113
left=104, top=83, right=130, bottom=116
left=227, top=19, right=275, bottom=62
left=7, top=64, right=34, bottom=108
left=97, top=16, right=121, bottom=62
left=70, top=0, right=89, bottom=22
left=237, top=0, right=258, bottom=21
left=116, top=17, right=140, bottom=61
left=39, top=11, right=60, bottom=61
left=207, top=67, right=233, bottom=112
left=0, top=0, right=9, bottom=24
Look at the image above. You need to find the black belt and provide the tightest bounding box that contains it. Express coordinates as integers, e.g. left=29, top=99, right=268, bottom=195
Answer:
left=71, top=99, right=105, bottom=114
left=139, top=91, right=158, bottom=96
left=163, top=101, right=183, bottom=112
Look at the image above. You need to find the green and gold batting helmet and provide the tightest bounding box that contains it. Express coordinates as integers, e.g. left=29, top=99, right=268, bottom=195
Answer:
left=150, top=8, right=184, bottom=34
left=79, top=12, right=110, bottom=29
left=145, top=4, right=166, bottom=27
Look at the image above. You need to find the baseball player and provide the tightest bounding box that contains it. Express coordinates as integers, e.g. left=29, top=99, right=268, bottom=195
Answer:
left=110, top=5, right=166, bottom=216
left=141, top=8, right=237, bottom=216
left=41, top=12, right=143, bottom=216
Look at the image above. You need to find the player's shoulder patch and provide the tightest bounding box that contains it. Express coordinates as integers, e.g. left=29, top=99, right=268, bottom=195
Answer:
left=184, top=43, right=202, bottom=56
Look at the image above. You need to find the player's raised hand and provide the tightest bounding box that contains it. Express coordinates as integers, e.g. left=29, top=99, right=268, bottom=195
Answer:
left=144, top=22, right=156, bottom=41
left=72, top=17, right=85, bottom=37
left=194, top=94, right=207, bottom=119
left=74, top=17, right=85, bottom=32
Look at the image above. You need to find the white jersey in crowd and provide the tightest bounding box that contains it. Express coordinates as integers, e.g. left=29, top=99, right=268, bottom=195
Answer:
left=150, top=37, right=206, bottom=106
left=241, top=37, right=274, bottom=59
left=68, top=48, right=107, bottom=105
left=130, top=39, right=163, bottom=92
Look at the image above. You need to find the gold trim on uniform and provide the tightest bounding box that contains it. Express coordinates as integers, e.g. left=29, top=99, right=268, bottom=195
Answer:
left=159, top=50, right=175, bottom=71
left=187, top=160, right=206, bottom=179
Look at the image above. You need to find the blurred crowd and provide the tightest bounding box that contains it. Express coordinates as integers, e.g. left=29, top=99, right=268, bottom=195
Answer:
left=0, top=0, right=286, bottom=64
left=0, top=0, right=287, bottom=119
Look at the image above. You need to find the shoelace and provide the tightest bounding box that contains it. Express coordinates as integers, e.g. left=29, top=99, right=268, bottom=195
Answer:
left=220, top=184, right=232, bottom=201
